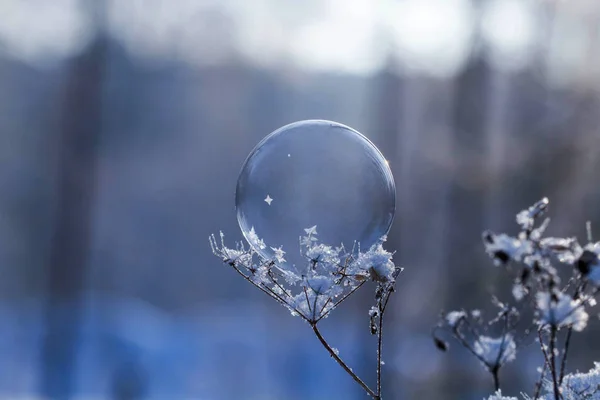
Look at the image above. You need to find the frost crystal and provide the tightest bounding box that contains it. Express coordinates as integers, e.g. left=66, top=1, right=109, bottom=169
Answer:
left=516, top=197, right=549, bottom=231
left=512, top=283, right=527, bottom=301
left=348, top=242, right=397, bottom=283
left=247, top=227, right=266, bottom=250
left=368, top=306, right=379, bottom=318
left=270, top=246, right=286, bottom=263
left=210, top=227, right=401, bottom=324
left=306, top=244, right=340, bottom=266
left=483, top=232, right=531, bottom=266
left=536, top=363, right=600, bottom=400
left=536, top=291, right=588, bottom=331
left=487, top=390, right=518, bottom=400
left=474, top=334, right=517, bottom=366
left=304, top=225, right=318, bottom=236
left=540, top=237, right=581, bottom=263
left=446, top=310, right=467, bottom=327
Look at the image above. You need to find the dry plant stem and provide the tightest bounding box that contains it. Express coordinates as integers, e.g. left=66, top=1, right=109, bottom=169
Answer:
left=376, top=290, right=393, bottom=399
left=533, top=362, right=547, bottom=400
left=452, top=321, right=500, bottom=391
left=376, top=311, right=384, bottom=399
left=559, top=327, right=573, bottom=385
left=559, top=280, right=587, bottom=385
left=492, top=366, right=500, bottom=392
left=490, top=314, right=510, bottom=391
left=550, top=326, right=561, bottom=400
left=311, top=323, right=377, bottom=399
left=315, top=281, right=366, bottom=323
left=538, top=329, right=552, bottom=373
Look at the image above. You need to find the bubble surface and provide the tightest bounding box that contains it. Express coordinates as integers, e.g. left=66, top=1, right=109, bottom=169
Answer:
left=236, top=120, right=395, bottom=269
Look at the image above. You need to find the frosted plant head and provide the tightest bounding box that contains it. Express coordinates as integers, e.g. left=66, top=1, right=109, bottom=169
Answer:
left=536, top=291, right=589, bottom=331
left=434, top=297, right=521, bottom=386
left=210, top=227, right=400, bottom=324
left=474, top=334, right=517, bottom=366
left=235, top=119, right=395, bottom=270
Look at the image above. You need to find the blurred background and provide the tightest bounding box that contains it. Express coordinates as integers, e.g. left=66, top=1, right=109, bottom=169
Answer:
left=2, top=0, right=600, bottom=399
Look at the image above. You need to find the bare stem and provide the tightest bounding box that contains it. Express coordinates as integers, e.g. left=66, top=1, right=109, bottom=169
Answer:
left=533, top=362, right=547, bottom=400
left=375, top=288, right=394, bottom=399
left=377, top=306, right=384, bottom=399
left=559, top=327, right=572, bottom=385
left=492, top=366, right=500, bottom=392
left=311, top=323, right=377, bottom=399
left=538, top=329, right=551, bottom=372
left=560, top=280, right=588, bottom=385
left=550, top=326, right=561, bottom=400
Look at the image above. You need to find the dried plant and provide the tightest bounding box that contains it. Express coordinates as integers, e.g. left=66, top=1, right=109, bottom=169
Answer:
left=210, top=226, right=401, bottom=399
left=434, top=198, right=600, bottom=400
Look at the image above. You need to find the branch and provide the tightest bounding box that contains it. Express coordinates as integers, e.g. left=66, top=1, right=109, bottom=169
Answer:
left=559, top=327, right=572, bottom=386
left=376, top=288, right=394, bottom=399
left=549, top=326, right=561, bottom=400
left=311, top=324, right=377, bottom=399
left=533, top=362, right=546, bottom=400
left=560, top=280, right=588, bottom=384
left=315, top=281, right=366, bottom=323
left=377, top=301, right=384, bottom=399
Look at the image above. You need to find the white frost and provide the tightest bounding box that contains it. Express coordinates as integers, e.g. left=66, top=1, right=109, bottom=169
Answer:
left=486, top=390, right=517, bottom=400
left=446, top=310, right=467, bottom=327
left=474, top=334, right=516, bottom=366
left=536, top=291, right=588, bottom=331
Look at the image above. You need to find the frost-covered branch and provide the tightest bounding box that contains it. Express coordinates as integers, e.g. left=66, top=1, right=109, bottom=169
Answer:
left=211, top=226, right=402, bottom=399
left=434, top=198, right=600, bottom=399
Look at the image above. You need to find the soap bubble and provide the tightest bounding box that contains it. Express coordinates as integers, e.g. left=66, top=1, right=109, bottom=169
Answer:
left=236, top=120, right=395, bottom=269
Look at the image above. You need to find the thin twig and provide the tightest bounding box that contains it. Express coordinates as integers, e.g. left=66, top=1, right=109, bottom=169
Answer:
left=452, top=323, right=491, bottom=369
left=533, top=362, right=547, bottom=400
left=315, top=281, right=365, bottom=323
left=550, top=326, right=561, bottom=400
left=311, top=324, right=377, bottom=399
left=318, top=296, right=333, bottom=318
left=492, top=366, right=500, bottom=392
left=231, top=264, right=281, bottom=303
left=538, top=329, right=552, bottom=373
left=559, top=327, right=573, bottom=385
left=376, top=299, right=385, bottom=398
left=303, top=286, right=312, bottom=315
left=490, top=313, right=510, bottom=391
left=559, top=280, right=588, bottom=385
left=230, top=265, right=309, bottom=323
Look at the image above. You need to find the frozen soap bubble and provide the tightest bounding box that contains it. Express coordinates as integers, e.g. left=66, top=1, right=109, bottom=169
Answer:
left=235, top=120, right=395, bottom=269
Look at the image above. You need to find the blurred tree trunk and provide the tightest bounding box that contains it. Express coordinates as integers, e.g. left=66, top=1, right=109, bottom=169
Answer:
left=39, top=32, right=106, bottom=400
